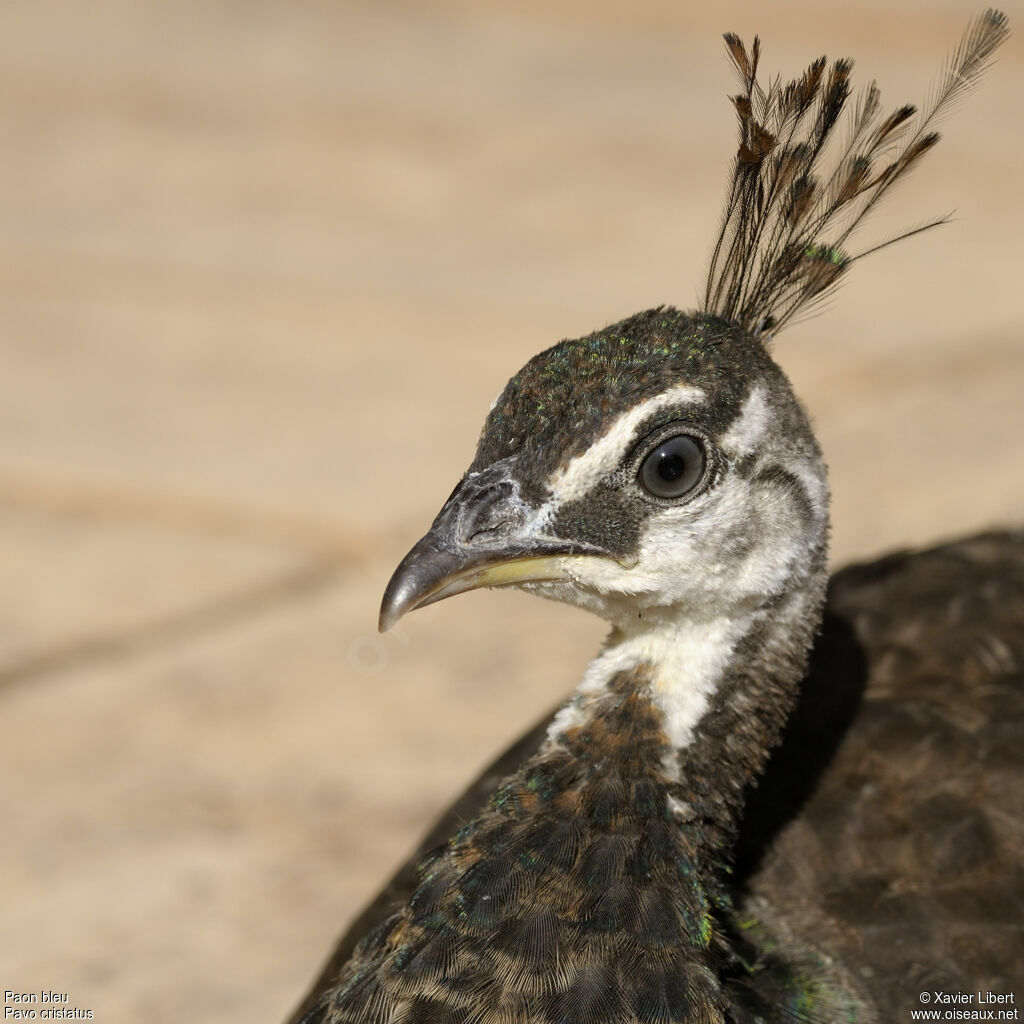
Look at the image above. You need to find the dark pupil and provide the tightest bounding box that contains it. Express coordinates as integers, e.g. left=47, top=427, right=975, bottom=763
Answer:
left=638, top=433, right=705, bottom=499
left=657, top=452, right=686, bottom=482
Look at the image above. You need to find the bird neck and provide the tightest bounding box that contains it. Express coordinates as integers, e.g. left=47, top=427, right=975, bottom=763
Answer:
left=325, top=565, right=828, bottom=1024
left=546, top=568, right=828, bottom=862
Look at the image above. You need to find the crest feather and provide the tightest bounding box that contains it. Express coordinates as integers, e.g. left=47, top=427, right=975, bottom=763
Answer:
left=703, top=10, right=1010, bottom=337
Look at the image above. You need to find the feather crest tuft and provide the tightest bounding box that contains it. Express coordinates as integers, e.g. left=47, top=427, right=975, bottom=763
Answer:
left=703, top=9, right=1010, bottom=337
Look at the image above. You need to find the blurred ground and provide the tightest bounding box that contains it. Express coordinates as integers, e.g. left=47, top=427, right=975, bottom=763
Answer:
left=0, top=1, right=1021, bottom=1021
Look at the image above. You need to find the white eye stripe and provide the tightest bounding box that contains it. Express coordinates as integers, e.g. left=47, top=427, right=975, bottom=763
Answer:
left=541, top=385, right=706, bottom=507
left=721, top=386, right=769, bottom=457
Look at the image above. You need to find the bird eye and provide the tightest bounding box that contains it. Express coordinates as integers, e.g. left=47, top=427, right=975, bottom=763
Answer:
left=638, top=434, right=705, bottom=499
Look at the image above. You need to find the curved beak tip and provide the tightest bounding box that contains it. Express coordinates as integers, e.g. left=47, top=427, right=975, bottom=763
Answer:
left=377, top=540, right=464, bottom=634
left=377, top=573, right=419, bottom=634
left=377, top=601, right=402, bottom=634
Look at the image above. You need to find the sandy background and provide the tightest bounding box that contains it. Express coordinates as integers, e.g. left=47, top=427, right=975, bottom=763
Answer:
left=0, top=1, right=1021, bottom=1021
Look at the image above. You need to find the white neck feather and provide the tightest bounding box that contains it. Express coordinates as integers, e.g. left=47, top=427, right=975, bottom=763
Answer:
left=547, top=606, right=761, bottom=774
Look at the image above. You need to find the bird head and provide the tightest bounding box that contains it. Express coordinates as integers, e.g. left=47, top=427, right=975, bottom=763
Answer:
left=380, top=9, right=1012, bottom=638
left=379, top=308, right=828, bottom=634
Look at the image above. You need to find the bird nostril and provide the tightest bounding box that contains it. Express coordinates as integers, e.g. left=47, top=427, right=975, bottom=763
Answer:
left=463, top=506, right=515, bottom=543
left=460, top=483, right=522, bottom=544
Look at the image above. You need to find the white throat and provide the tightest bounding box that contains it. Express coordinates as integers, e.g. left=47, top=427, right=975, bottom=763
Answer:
left=548, top=605, right=762, bottom=771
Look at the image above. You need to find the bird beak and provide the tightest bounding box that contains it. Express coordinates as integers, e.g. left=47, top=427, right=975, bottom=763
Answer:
left=378, top=465, right=608, bottom=632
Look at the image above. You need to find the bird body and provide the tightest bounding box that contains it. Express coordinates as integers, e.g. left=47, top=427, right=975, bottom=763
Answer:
left=290, top=13, right=1019, bottom=1024
left=309, top=312, right=838, bottom=1023
left=292, top=531, right=1024, bottom=1023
